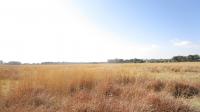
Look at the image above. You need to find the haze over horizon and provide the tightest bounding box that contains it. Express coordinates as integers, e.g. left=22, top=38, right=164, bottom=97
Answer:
left=0, top=0, right=200, bottom=63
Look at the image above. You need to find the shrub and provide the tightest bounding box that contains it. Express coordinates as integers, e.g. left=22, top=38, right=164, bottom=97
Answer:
left=168, top=82, right=199, bottom=98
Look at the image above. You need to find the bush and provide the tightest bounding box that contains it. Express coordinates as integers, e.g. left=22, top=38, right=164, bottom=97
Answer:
left=168, top=82, right=199, bottom=98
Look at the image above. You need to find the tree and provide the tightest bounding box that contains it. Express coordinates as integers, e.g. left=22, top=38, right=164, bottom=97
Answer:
left=172, top=56, right=187, bottom=62
left=107, top=59, right=124, bottom=63
left=187, top=55, right=200, bottom=61
left=7, top=61, right=21, bottom=65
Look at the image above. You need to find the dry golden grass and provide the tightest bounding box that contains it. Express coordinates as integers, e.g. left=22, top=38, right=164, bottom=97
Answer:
left=0, top=63, right=200, bottom=112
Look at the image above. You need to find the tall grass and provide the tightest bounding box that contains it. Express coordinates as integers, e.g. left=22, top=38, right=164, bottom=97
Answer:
left=0, top=63, right=200, bottom=112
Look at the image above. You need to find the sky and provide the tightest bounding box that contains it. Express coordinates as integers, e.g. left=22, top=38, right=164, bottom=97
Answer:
left=0, top=0, right=200, bottom=63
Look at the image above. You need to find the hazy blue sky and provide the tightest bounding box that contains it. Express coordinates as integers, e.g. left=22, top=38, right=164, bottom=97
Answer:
left=74, top=0, right=200, bottom=39
left=0, top=0, right=199, bottom=62
left=72, top=0, right=200, bottom=51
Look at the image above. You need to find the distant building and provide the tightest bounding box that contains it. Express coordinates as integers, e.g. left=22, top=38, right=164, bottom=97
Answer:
left=0, top=60, right=3, bottom=64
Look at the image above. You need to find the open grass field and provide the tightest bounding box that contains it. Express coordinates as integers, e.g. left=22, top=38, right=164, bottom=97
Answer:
left=0, top=63, right=200, bottom=112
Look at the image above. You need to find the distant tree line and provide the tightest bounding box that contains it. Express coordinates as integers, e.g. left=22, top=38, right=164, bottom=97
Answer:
left=107, top=54, right=200, bottom=63
left=0, top=60, right=3, bottom=64
left=0, top=54, right=199, bottom=65
left=172, top=55, right=200, bottom=62
left=41, top=62, right=74, bottom=64
left=107, top=58, right=145, bottom=63
left=0, top=61, right=22, bottom=65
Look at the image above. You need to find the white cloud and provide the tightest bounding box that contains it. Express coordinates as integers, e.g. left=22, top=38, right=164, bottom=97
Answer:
left=0, top=0, right=160, bottom=62
left=172, top=39, right=191, bottom=47
left=171, top=39, right=200, bottom=56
